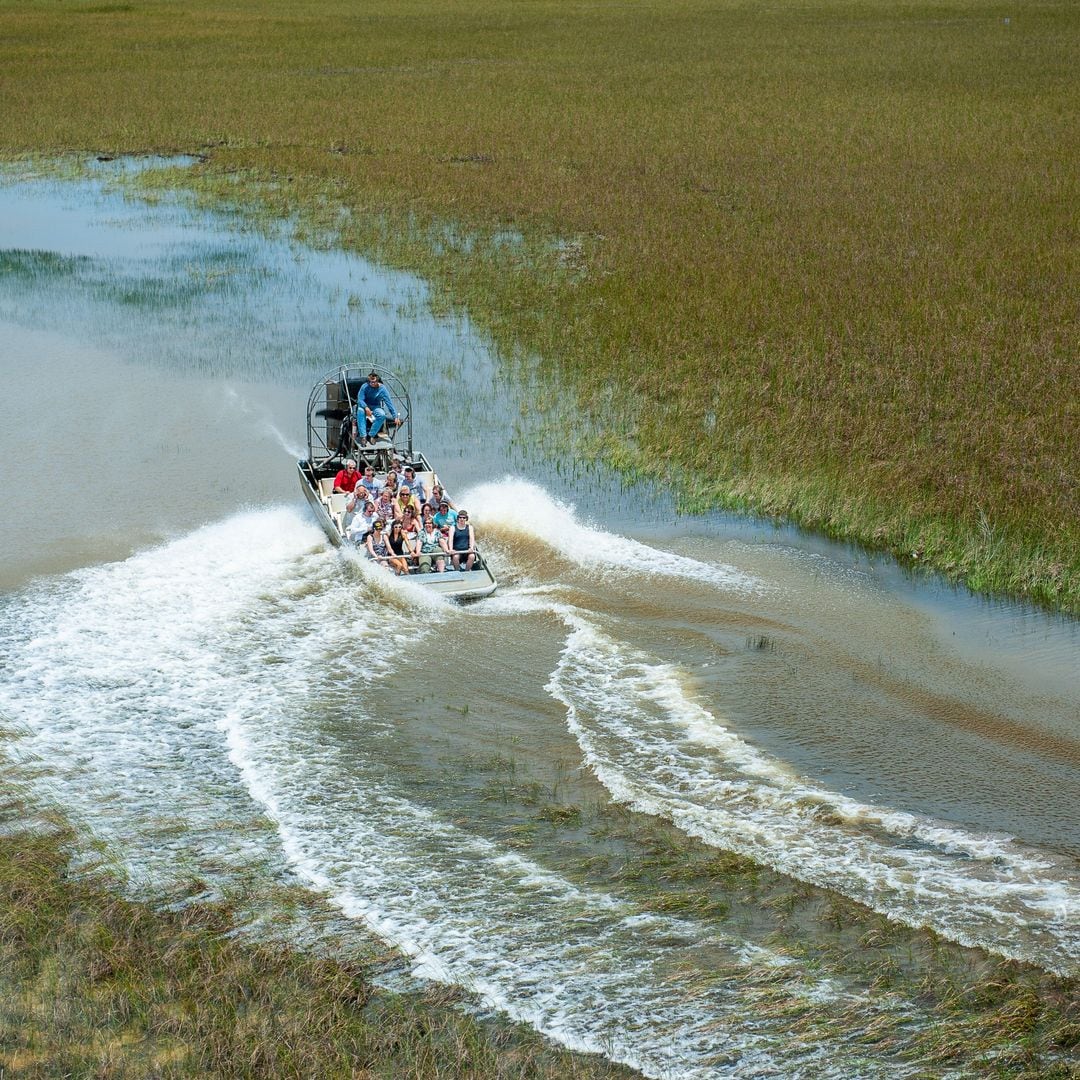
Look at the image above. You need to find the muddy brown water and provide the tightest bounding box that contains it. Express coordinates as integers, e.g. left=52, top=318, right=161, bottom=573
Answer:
left=1, top=161, right=1077, bottom=1078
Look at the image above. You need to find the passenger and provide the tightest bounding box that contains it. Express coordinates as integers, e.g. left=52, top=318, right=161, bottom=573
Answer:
left=395, top=485, right=421, bottom=519
left=375, top=485, right=397, bottom=523
left=426, top=482, right=452, bottom=512
left=384, top=519, right=412, bottom=576
left=333, top=458, right=361, bottom=494
left=433, top=500, right=458, bottom=530
left=399, top=506, right=421, bottom=564
left=358, top=371, right=403, bottom=445
left=364, top=519, right=392, bottom=564
left=402, top=466, right=427, bottom=502
left=358, top=464, right=380, bottom=498
left=450, top=510, right=476, bottom=571
left=345, top=499, right=377, bottom=543
left=415, top=519, right=450, bottom=573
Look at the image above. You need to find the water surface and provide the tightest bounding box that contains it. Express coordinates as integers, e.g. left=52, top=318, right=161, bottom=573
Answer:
left=1, top=162, right=1077, bottom=1078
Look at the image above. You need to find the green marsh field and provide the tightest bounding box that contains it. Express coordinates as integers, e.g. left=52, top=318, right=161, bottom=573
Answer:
left=2, top=0, right=1077, bottom=609
left=2, top=4, right=1080, bottom=1077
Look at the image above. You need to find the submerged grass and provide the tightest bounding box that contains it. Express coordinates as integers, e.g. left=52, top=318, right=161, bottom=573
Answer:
left=0, top=821, right=639, bottom=1079
left=0, top=0, right=1077, bottom=609
left=420, top=745, right=1080, bottom=1074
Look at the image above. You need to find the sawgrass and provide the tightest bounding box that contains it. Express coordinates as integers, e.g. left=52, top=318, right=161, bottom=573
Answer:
left=0, top=824, right=638, bottom=1079
left=0, top=0, right=1077, bottom=609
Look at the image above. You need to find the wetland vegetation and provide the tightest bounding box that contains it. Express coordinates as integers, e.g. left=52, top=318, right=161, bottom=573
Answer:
left=2, top=2, right=1079, bottom=1075
left=1, top=0, right=1076, bottom=610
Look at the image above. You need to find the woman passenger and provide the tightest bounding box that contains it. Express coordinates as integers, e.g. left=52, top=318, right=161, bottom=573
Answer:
left=416, top=518, right=449, bottom=573
left=395, top=485, right=421, bottom=520
left=399, top=507, right=421, bottom=565
left=384, top=519, right=412, bottom=576
left=450, top=510, right=476, bottom=571
left=364, top=519, right=391, bottom=564
left=375, top=485, right=396, bottom=523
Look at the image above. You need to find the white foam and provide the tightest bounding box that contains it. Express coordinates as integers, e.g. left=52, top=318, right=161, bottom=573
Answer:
left=215, top=652, right=910, bottom=1079
left=539, top=610, right=1080, bottom=975
left=462, top=478, right=759, bottom=592
left=0, top=515, right=922, bottom=1078
left=0, top=507, right=331, bottom=889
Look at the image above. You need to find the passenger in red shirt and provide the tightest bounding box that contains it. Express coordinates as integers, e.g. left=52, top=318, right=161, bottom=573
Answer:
left=333, top=458, right=361, bottom=493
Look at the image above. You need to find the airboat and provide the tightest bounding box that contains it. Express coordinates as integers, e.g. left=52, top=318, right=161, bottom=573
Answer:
left=297, top=365, right=497, bottom=599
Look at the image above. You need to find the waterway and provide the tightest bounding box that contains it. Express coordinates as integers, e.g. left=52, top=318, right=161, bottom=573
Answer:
left=0, top=160, right=1077, bottom=1078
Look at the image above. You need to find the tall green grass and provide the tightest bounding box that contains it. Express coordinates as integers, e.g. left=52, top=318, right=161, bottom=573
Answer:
left=1, top=0, right=1076, bottom=608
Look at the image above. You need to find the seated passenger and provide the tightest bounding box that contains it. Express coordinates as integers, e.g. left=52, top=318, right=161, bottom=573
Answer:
left=433, top=500, right=458, bottom=530
left=402, top=466, right=427, bottom=502
left=358, top=464, right=380, bottom=498
left=399, top=507, right=421, bottom=561
left=345, top=500, right=377, bottom=543
left=333, top=458, right=361, bottom=494
left=415, top=520, right=450, bottom=573
left=426, top=482, right=453, bottom=513
left=384, top=519, right=412, bottom=576
left=375, top=486, right=397, bottom=523
left=395, top=485, right=421, bottom=519
left=365, top=519, right=392, bottom=563
left=450, top=510, right=476, bottom=571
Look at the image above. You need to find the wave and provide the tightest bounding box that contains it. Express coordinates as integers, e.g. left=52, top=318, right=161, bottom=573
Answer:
left=461, top=478, right=760, bottom=593
left=525, top=601, right=1080, bottom=975
left=216, top=602, right=918, bottom=1079
left=0, top=508, right=919, bottom=1078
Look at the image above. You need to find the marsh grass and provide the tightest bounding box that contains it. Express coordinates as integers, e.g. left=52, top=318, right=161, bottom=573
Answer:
left=0, top=0, right=1075, bottom=608
left=0, top=824, right=641, bottom=1079
left=429, top=748, right=1080, bottom=1076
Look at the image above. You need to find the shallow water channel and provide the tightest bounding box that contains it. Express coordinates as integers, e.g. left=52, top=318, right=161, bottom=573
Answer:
left=1, top=161, right=1078, bottom=1078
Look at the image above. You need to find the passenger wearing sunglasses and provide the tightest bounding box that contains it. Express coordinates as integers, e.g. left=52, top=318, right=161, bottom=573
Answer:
left=450, top=511, right=476, bottom=571
left=364, top=519, right=392, bottom=564
left=384, top=519, right=412, bottom=576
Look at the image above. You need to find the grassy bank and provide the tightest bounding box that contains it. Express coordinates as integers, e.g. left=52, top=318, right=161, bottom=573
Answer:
left=0, top=822, right=638, bottom=1078
left=1, top=0, right=1077, bottom=609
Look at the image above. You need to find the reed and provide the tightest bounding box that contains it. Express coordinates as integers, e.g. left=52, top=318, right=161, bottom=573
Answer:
left=1, top=0, right=1076, bottom=608
left=0, top=824, right=639, bottom=1078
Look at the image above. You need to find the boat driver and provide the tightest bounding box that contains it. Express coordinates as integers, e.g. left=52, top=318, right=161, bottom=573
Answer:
left=357, top=371, right=403, bottom=445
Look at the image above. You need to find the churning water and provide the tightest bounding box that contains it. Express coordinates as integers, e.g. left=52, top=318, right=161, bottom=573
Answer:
left=1, top=161, right=1078, bottom=1077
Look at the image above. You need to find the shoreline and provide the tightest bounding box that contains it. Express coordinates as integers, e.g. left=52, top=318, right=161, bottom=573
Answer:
left=0, top=0, right=1075, bottom=614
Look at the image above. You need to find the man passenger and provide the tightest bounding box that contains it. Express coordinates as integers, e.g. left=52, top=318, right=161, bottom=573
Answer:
left=333, top=458, right=361, bottom=494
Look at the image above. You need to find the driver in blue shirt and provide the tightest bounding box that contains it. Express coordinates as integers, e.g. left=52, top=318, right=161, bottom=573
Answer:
left=358, top=371, right=401, bottom=445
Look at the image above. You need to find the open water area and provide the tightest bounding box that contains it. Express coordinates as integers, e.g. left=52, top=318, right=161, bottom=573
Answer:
left=0, top=160, right=1078, bottom=1078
